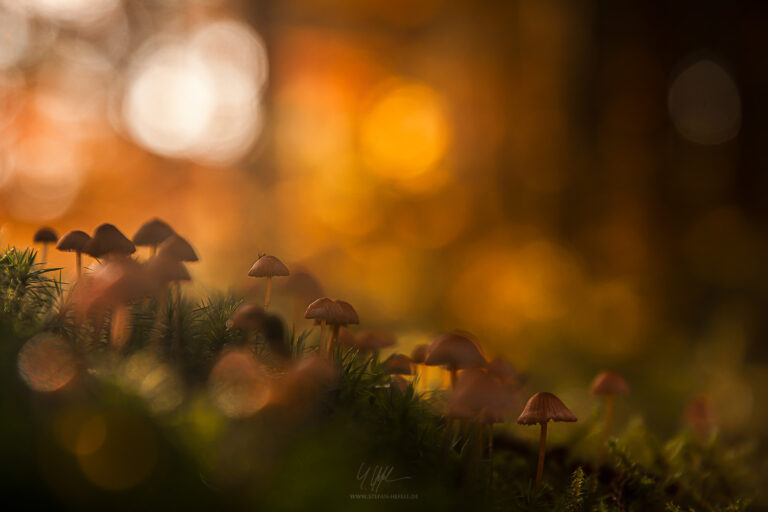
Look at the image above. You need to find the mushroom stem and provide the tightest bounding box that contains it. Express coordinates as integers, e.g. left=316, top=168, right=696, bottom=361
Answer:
left=449, top=367, right=458, bottom=389
left=75, top=251, right=82, bottom=278
left=264, top=276, right=272, bottom=311
left=41, top=243, right=48, bottom=264
left=601, top=394, right=615, bottom=463
left=150, top=245, right=157, bottom=258
left=319, top=320, right=327, bottom=351
left=535, top=421, right=548, bottom=488
left=329, top=324, right=340, bottom=353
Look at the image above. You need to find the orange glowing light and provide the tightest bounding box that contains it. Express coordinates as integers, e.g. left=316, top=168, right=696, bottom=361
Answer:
left=360, top=81, right=450, bottom=180
left=17, top=333, right=77, bottom=392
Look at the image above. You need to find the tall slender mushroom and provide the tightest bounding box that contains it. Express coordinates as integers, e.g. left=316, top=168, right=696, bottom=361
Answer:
left=304, top=298, right=343, bottom=352
left=33, top=227, right=58, bottom=263
left=327, top=299, right=358, bottom=351
left=424, top=333, right=486, bottom=389
left=590, top=370, right=629, bottom=461
left=517, top=392, right=577, bottom=487
left=248, top=255, right=290, bottom=311
left=132, top=218, right=175, bottom=257
left=55, top=230, right=91, bottom=278
left=156, top=234, right=198, bottom=305
left=83, top=224, right=136, bottom=261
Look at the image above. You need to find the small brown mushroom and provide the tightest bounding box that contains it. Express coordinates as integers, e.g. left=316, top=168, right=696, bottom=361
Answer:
left=33, top=227, right=58, bottom=263
left=227, top=303, right=267, bottom=345
left=132, top=218, right=175, bottom=257
left=384, top=354, right=413, bottom=375
left=84, top=224, right=136, bottom=260
left=424, top=333, right=486, bottom=389
left=327, top=299, right=358, bottom=351
left=156, top=234, right=198, bottom=262
left=248, top=255, right=289, bottom=311
left=590, top=370, right=629, bottom=461
left=517, top=392, right=577, bottom=487
left=56, top=230, right=91, bottom=278
left=304, top=297, right=344, bottom=352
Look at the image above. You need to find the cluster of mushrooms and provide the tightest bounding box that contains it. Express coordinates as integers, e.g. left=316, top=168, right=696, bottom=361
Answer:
left=32, top=221, right=632, bottom=488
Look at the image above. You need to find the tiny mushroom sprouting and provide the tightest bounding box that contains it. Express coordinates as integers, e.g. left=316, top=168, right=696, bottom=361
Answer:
left=33, top=227, right=58, bottom=263
left=517, top=392, right=577, bottom=488
left=424, top=332, right=487, bottom=389
left=55, top=230, right=91, bottom=278
left=305, top=297, right=344, bottom=352
left=83, top=224, right=136, bottom=260
left=132, top=218, right=175, bottom=257
left=248, top=255, right=290, bottom=311
left=685, top=393, right=714, bottom=441
left=590, top=370, right=630, bottom=460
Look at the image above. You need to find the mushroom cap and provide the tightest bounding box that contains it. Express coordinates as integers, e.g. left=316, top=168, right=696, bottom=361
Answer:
left=335, top=300, right=359, bottom=325
left=227, top=303, right=267, bottom=330
left=84, top=224, right=136, bottom=257
left=424, top=333, right=486, bottom=370
left=590, top=370, right=629, bottom=396
left=304, top=297, right=344, bottom=323
left=487, top=356, right=523, bottom=388
left=410, top=344, right=428, bottom=364
left=517, top=392, right=577, bottom=425
left=446, top=369, right=510, bottom=423
left=384, top=354, right=413, bottom=375
left=132, top=218, right=175, bottom=246
left=33, top=227, right=58, bottom=243
left=146, top=255, right=191, bottom=284
left=156, top=234, right=198, bottom=262
left=248, top=255, right=289, bottom=278
left=56, top=230, right=91, bottom=252
left=353, top=330, right=397, bottom=352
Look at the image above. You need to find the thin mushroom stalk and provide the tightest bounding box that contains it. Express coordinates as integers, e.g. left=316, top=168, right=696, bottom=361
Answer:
left=535, top=421, right=548, bottom=487
left=75, top=251, right=82, bottom=278
left=264, top=276, right=273, bottom=311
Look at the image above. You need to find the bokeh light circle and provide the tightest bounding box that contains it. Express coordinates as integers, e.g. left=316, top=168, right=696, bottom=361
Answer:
left=668, top=59, right=741, bottom=145
left=17, top=333, right=77, bottom=392
left=360, top=81, right=450, bottom=179
left=208, top=349, right=270, bottom=418
left=122, top=20, right=267, bottom=165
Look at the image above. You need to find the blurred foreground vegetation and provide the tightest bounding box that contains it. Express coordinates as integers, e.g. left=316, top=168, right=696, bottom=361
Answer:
left=0, top=246, right=760, bottom=511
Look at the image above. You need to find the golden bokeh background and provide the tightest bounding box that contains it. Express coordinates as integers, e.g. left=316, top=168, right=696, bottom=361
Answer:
left=2, top=0, right=768, bottom=442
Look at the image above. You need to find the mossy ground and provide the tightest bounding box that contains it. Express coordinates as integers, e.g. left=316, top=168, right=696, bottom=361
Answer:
left=0, top=247, right=758, bottom=511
